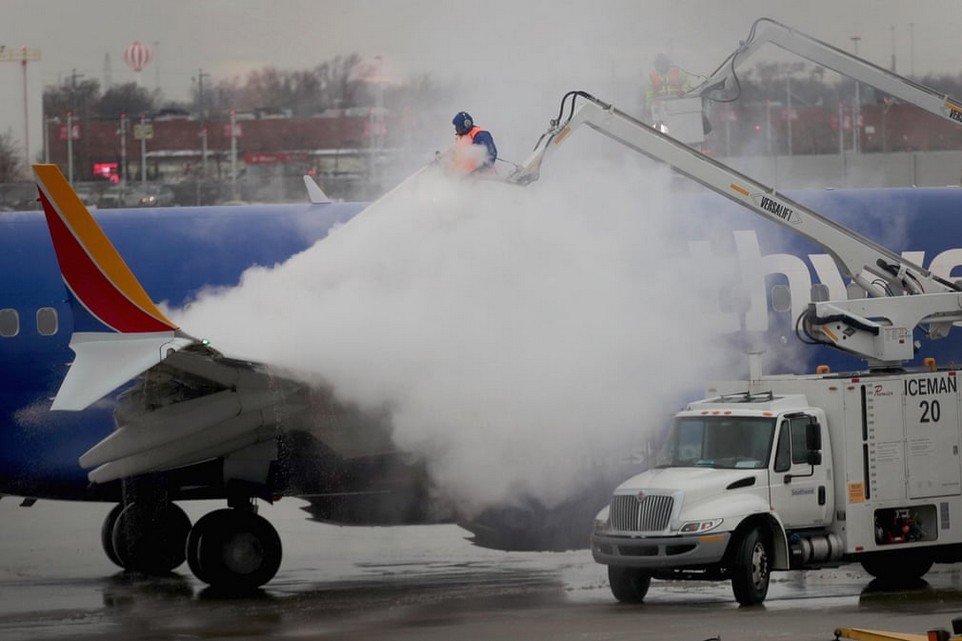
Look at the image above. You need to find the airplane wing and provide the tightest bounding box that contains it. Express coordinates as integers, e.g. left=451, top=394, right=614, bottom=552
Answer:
left=33, top=164, right=396, bottom=486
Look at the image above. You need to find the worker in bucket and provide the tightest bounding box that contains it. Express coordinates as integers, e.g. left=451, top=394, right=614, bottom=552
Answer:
left=451, top=111, right=498, bottom=175
left=645, top=53, right=692, bottom=121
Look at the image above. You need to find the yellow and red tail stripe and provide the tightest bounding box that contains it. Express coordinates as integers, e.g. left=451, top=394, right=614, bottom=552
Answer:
left=33, top=164, right=178, bottom=334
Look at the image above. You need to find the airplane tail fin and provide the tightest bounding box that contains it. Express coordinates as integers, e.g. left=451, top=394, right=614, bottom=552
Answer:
left=33, top=164, right=195, bottom=410
left=303, top=174, right=332, bottom=204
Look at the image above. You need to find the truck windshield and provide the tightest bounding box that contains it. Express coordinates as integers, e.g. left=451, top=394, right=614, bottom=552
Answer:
left=656, top=416, right=776, bottom=470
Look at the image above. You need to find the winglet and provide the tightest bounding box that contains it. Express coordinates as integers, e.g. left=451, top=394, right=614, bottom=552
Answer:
left=33, top=164, right=194, bottom=410
left=303, top=174, right=332, bottom=204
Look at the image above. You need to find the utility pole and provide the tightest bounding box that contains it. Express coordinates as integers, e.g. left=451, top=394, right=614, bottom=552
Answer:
left=67, top=112, right=74, bottom=183
left=119, top=114, right=127, bottom=200
left=0, top=45, right=42, bottom=174
left=42, top=114, right=49, bottom=163
left=67, top=68, right=84, bottom=112
left=65, top=68, right=85, bottom=179
left=139, top=113, right=147, bottom=185
left=890, top=25, right=896, bottom=72
left=199, top=126, right=208, bottom=177
left=153, top=41, right=160, bottom=93
left=43, top=115, right=58, bottom=164
left=195, top=69, right=210, bottom=120
left=850, top=35, right=861, bottom=154
left=198, top=126, right=208, bottom=206
left=229, top=110, right=238, bottom=200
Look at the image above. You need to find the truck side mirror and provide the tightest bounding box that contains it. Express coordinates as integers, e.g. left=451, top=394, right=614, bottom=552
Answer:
left=805, top=422, right=822, bottom=452
left=805, top=422, right=822, bottom=466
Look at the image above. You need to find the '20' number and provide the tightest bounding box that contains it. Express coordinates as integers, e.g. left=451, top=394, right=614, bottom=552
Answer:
left=920, top=399, right=942, bottom=423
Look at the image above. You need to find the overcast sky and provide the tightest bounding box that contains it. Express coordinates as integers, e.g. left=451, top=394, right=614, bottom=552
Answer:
left=1, top=0, right=960, bottom=165
left=3, top=1, right=960, bottom=97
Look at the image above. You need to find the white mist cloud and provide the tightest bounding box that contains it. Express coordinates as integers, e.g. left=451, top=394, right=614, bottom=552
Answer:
left=175, top=148, right=741, bottom=514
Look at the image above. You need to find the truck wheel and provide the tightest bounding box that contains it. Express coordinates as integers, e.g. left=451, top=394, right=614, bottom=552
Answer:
left=607, top=566, right=651, bottom=603
left=860, top=553, right=933, bottom=584
left=731, top=527, right=771, bottom=606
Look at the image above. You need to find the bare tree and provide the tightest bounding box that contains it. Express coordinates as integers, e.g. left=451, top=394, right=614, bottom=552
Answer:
left=98, top=82, right=155, bottom=120
left=43, top=77, right=101, bottom=120
left=0, top=129, right=23, bottom=182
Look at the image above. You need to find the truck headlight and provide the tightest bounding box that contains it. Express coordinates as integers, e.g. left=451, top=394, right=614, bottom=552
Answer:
left=679, top=518, right=723, bottom=534
left=593, top=505, right=610, bottom=533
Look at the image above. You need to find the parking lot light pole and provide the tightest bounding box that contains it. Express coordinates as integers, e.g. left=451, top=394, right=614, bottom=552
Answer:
left=119, top=114, right=127, bottom=201
left=66, top=112, right=74, bottom=184
left=43, top=115, right=59, bottom=164
left=140, top=113, right=147, bottom=186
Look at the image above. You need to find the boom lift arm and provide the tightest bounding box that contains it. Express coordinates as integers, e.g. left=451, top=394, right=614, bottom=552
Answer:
left=505, top=91, right=962, bottom=366
left=692, top=17, right=962, bottom=126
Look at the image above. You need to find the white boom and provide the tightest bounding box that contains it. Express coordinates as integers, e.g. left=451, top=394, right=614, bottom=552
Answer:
left=505, top=91, right=962, bottom=366
left=503, top=18, right=962, bottom=367
left=693, top=17, right=962, bottom=127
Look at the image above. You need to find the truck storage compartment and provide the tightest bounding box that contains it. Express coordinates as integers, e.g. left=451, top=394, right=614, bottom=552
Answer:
left=874, top=505, right=937, bottom=544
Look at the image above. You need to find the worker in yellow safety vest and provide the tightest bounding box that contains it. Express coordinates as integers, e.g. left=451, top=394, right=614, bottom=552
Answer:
left=645, top=53, right=692, bottom=121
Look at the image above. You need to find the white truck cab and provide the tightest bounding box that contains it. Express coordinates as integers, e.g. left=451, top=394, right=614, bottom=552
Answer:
left=592, top=390, right=833, bottom=604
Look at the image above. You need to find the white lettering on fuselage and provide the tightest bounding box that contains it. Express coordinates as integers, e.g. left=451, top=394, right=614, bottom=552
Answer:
left=690, top=231, right=962, bottom=333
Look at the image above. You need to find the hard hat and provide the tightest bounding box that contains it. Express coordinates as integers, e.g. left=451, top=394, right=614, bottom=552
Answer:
left=452, top=111, right=473, bottom=135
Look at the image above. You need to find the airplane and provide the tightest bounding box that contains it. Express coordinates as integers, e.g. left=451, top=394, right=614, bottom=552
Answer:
left=6, top=162, right=962, bottom=590
left=4, top=166, right=447, bottom=589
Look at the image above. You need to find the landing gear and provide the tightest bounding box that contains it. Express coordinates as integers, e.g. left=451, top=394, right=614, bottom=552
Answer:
left=101, top=501, right=192, bottom=574
left=99, top=473, right=283, bottom=589
left=101, top=503, right=125, bottom=568
left=186, top=508, right=282, bottom=591
left=100, top=501, right=283, bottom=590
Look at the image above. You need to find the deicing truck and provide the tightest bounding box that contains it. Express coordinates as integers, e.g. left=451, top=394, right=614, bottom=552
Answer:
left=504, top=18, right=962, bottom=604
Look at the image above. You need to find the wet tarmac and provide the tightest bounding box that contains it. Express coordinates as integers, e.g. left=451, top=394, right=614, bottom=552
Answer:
left=2, top=498, right=962, bottom=640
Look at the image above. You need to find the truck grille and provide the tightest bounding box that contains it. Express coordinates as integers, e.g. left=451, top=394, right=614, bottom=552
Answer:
left=610, top=493, right=674, bottom=533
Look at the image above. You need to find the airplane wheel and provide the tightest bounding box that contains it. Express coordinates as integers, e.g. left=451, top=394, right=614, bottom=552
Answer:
left=111, top=502, right=191, bottom=574
left=101, top=503, right=125, bottom=568
left=185, top=514, right=212, bottom=585
left=187, top=508, right=282, bottom=591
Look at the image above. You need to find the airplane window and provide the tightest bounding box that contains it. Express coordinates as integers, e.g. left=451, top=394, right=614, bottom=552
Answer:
left=37, top=307, right=58, bottom=336
left=0, top=309, right=19, bottom=337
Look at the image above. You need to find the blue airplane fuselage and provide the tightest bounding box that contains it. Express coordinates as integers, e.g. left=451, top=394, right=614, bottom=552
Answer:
left=0, top=201, right=364, bottom=499
left=4, top=187, right=962, bottom=504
